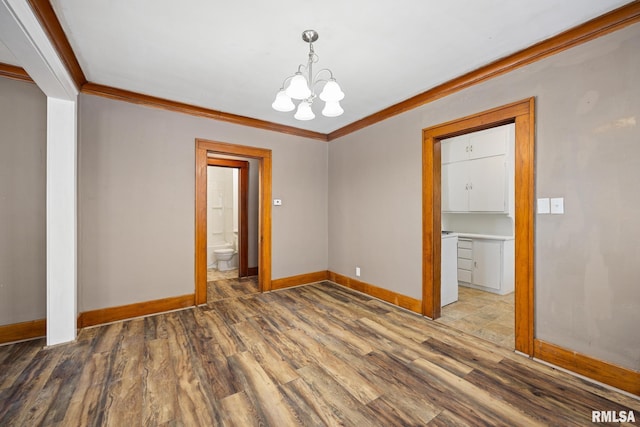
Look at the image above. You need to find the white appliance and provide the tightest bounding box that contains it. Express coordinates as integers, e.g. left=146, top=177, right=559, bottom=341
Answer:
left=441, top=233, right=459, bottom=306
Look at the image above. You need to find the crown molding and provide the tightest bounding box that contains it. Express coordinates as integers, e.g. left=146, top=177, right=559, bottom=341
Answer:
left=3, top=1, right=639, bottom=141
left=81, top=82, right=329, bottom=141
left=0, top=62, right=32, bottom=82
left=0, top=0, right=77, bottom=98
left=327, top=0, right=640, bottom=141
left=26, top=0, right=86, bottom=88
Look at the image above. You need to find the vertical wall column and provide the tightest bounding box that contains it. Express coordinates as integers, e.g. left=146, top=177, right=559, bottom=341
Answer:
left=46, top=97, right=77, bottom=345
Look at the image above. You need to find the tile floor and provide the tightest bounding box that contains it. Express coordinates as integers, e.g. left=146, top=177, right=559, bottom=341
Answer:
left=436, top=286, right=514, bottom=349
left=207, top=267, right=241, bottom=282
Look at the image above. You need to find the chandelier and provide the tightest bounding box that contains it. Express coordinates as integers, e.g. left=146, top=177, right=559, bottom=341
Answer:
left=272, top=30, right=344, bottom=121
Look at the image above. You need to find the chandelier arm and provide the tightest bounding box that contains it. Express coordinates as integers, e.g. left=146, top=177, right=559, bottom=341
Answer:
left=311, top=68, right=335, bottom=86
left=278, top=74, right=295, bottom=90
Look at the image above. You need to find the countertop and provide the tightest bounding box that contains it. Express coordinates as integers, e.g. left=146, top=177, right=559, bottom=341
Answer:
left=441, top=232, right=514, bottom=241
left=441, top=233, right=459, bottom=240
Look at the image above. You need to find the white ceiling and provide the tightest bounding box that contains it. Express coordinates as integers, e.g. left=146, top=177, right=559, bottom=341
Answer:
left=0, top=39, right=18, bottom=66
left=1, top=0, right=633, bottom=134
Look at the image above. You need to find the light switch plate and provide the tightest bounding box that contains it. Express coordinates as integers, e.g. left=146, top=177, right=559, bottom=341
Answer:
left=537, top=198, right=550, bottom=214
left=273, top=199, right=282, bottom=206
left=551, top=197, right=564, bottom=214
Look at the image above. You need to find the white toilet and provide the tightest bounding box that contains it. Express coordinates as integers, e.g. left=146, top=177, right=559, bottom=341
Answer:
left=213, top=248, right=235, bottom=271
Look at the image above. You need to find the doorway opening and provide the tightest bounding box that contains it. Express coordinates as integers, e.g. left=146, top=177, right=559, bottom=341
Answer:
left=195, top=139, right=272, bottom=305
left=206, top=158, right=249, bottom=276
left=422, top=98, right=535, bottom=355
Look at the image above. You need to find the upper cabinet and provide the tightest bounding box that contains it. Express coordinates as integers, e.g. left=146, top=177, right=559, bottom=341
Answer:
left=441, top=123, right=514, bottom=214
left=441, top=125, right=511, bottom=163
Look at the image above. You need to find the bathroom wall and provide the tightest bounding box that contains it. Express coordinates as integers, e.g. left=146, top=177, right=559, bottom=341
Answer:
left=329, top=23, right=640, bottom=371
left=0, top=77, right=47, bottom=326
left=207, top=166, right=236, bottom=252
left=78, top=94, right=328, bottom=312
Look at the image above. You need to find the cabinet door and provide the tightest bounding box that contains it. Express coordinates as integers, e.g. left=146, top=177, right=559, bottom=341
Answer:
left=473, top=240, right=502, bottom=290
left=467, top=155, right=506, bottom=212
left=457, top=269, right=472, bottom=283
left=441, top=134, right=469, bottom=164
left=458, top=258, right=473, bottom=270
left=442, top=162, right=469, bottom=212
left=467, top=124, right=512, bottom=160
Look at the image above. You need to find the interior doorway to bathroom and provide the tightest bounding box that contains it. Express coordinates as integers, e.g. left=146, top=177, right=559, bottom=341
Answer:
left=195, top=139, right=273, bottom=306
left=207, top=158, right=249, bottom=279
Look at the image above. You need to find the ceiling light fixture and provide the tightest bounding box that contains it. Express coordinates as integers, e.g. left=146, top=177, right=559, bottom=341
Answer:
left=272, top=30, right=344, bottom=121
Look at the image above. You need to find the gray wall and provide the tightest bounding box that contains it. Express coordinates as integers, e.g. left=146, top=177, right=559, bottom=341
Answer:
left=329, top=23, right=640, bottom=371
left=4, top=19, right=637, bottom=374
left=78, top=95, right=328, bottom=312
left=0, top=78, right=46, bottom=325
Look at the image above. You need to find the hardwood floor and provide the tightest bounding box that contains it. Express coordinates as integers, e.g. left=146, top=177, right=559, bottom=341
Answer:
left=1, top=281, right=638, bottom=426
left=207, top=271, right=259, bottom=303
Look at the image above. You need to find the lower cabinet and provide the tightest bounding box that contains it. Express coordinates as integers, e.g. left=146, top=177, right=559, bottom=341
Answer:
left=457, top=237, right=514, bottom=295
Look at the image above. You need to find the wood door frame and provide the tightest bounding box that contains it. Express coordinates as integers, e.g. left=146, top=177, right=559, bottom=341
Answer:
left=196, top=139, right=272, bottom=305
left=206, top=158, right=249, bottom=278
left=422, top=97, right=535, bottom=355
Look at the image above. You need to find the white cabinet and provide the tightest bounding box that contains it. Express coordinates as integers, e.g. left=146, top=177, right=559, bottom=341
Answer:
left=441, top=161, right=468, bottom=212
left=442, top=155, right=507, bottom=212
left=467, top=156, right=507, bottom=212
left=441, top=134, right=471, bottom=163
left=441, top=234, right=459, bottom=307
left=457, top=237, right=514, bottom=295
left=441, top=123, right=513, bottom=214
left=472, top=239, right=502, bottom=291
left=441, top=125, right=511, bottom=163
left=457, top=238, right=473, bottom=284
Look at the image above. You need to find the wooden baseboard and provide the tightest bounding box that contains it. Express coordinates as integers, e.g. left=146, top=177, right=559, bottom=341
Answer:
left=328, top=271, right=422, bottom=314
left=78, top=294, right=195, bottom=328
left=271, top=271, right=330, bottom=290
left=534, top=339, right=640, bottom=396
left=247, top=267, right=259, bottom=277
left=0, top=319, right=46, bottom=345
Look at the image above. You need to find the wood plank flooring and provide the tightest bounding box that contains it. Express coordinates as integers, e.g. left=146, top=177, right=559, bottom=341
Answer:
left=207, top=275, right=259, bottom=303
left=1, top=281, right=638, bottom=426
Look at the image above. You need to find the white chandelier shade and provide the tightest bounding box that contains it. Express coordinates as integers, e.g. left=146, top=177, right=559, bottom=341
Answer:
left=272, top=30, right=344, bottom=120
left=294, top=100, right=315, bottom=121
left=319, top=79, right=345, bottom=102
left=271, top=90, right=295, bottom=112
left=285, top=73, right=312, bottom=100
left=321, top=100, right=344, bottom=117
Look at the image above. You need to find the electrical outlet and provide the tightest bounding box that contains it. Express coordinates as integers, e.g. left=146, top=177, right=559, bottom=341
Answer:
left=355, top=266, right=361, bottom=277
